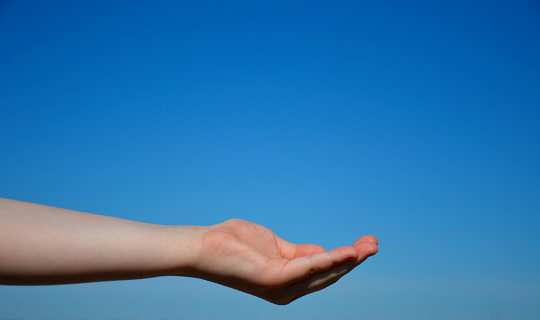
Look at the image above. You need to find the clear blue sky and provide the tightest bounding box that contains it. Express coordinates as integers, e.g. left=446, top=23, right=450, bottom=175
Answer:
left=1, top=0, right=539, bottom=319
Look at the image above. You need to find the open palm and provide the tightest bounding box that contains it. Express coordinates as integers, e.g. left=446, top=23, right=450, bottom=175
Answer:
left=190, top=219, right=378, bottom=305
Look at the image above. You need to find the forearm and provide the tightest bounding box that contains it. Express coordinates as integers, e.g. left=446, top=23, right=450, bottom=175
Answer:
left=0, top=198, right=195, bottom=285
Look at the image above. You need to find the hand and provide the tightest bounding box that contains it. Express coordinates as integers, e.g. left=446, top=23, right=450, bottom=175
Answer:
left=186, top=219, right=378, bottom=305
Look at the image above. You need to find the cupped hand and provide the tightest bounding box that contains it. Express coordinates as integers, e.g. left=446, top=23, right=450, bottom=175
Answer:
left=188, top=219, right=378, bottom=305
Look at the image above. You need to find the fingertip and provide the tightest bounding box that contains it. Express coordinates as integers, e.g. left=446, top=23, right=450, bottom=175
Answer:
left=366, top=242, right=378, bottom=255
left=363, top=235, right=378, bottom=245
left=353, top=238, right=378, bottom=258
left=353, top=235, right=378, bottom=246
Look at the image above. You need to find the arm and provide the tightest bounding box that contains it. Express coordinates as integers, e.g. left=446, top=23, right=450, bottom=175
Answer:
left=0, top=197, right=378, bottom=305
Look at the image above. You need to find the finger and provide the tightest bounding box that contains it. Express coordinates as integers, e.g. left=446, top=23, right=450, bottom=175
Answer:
left=274, top=237, right=299, bottom=260
left=351, top=240, right=378, bottom=264
left=278, top=242, right=378, bottom=285
left=276, top=237, right=326, bottom=260
left=278, top=235, right=377, bottom=260
left=280, top=245, right=358, bottom=283
left=260, top=244, right=377, bottom=305
left=352, top=234, right=378, bottom=246
left=295, top=243, right=326, bottom=258
left=276, top=243, right=378, bottom=304
left=283, top=260, right=357, bottom=302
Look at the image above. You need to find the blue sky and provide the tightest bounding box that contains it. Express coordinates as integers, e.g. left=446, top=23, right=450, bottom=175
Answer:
left=1, top=0, right=539, bottom=319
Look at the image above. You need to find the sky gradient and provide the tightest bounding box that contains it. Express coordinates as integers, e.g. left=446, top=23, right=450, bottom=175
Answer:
left=1, top=1, right=539, bottom=319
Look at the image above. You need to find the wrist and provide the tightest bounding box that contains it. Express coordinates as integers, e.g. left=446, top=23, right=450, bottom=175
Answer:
left=159, top=225, right=208, bottom=277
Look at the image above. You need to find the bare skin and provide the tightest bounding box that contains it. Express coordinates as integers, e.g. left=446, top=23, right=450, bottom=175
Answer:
left=0, top=197, right=378, bottom=305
